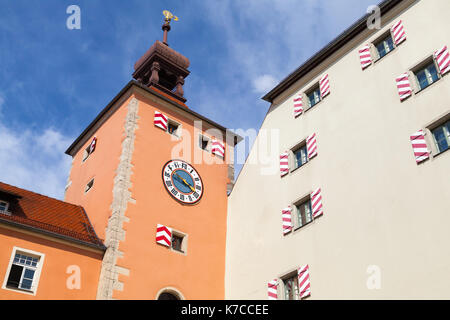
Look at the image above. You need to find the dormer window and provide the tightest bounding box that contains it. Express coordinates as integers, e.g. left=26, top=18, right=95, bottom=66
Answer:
left=0, top=201, right=10, bottom=215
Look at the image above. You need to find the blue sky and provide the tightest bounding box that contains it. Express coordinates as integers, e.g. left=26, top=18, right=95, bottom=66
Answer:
left=0, top=0, right=377, bottom=199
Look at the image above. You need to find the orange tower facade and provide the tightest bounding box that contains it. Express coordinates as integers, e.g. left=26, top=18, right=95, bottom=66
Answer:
left=64, top=18, right=240, bottom=300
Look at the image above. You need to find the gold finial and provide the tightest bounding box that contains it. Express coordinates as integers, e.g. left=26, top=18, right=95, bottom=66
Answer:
left=162, top=10, right=179, bottom=24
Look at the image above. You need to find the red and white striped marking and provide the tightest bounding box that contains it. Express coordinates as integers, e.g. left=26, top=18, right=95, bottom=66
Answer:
left=311, top=188, right=323, bottom=218
left=307, top=133, right=318, bottom=159
left=282, top=206, right=293, bottom=235
left=280, top=153, right=289, bottom=177
left=154, top=111, right=168, bottom=130
left=319, top=74, right=330, bottom=98
left=396, top=73, right=412, bottom=101
left=293, top=93, right=303, bottom=117
left=156, top=224, right=172, bottom=247
left=267, top=279, right=278, bottom=300
left=212, top=139, right=225, bottom=158
left=359, top=45, right=372, bottom=70
left=410, top=130, right=430, bottom=164
left=89, top=137, right=97, bottom=154
left=434, top=45, right=450, bottom=76
left=297, top=265, right=311, bottom=299
left=391, top=20, right=406, bottom=46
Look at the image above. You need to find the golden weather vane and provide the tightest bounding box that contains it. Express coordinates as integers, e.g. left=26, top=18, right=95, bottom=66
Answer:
left=163, top=10, right=179, bottom=24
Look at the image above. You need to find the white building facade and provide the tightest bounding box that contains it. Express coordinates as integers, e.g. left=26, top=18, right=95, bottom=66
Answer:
left=226, top=0, right=450, bottom=299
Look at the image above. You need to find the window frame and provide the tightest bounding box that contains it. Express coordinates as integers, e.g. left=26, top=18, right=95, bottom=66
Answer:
left=409, top=56, right=442, bottom=94
left=305, top=84, right=321, bottom=109
left=431, top=120, right=450, bottom=154
left=82, top=144, right=92, bottom=163
left=279, top=269, right=300, bottom=300
left=291, top=143, right=308, bottom=171
left=0, top=200, right=10, bottom=215
left=166, top=118, right=182, bottom=138
left=293, top=196, right=314, bottom=230
left=170, top=229, right=188, bottom=255
left=198, top=134, right=211, bottom=152
left=85, top=178, right=95, bottom=194
left=425, top=111, right=450, bottom=158
left=2, top=247, right=45, bottom=296
left=289, top=137, right=315, bottom=173
left=372, top=30, right=396, bottom=62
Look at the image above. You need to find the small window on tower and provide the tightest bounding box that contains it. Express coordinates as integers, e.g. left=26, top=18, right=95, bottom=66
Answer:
left=170, top=231, right=187, bottom=254
left=199, top=134, right=210, bottom=151
left=85, top=179, right=94, bottom=193
left=167, top=120, right=180, bottom=137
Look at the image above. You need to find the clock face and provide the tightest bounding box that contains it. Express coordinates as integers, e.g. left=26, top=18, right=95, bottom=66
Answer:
left=162, top=160, right=204, bottom=204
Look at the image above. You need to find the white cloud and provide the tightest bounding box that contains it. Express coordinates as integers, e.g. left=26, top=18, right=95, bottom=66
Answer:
left=252, top=75, right=278, bottom=94
left=0, top=122, right=73, bottom=200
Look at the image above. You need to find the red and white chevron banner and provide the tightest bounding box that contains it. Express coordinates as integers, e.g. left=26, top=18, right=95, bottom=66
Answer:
left=89, top=137, right=97, bottom=154
left=319, top=74, right=330, bottom=98
left=154, top=111, right=168, bottom=130
left=307, top=133, right=318, bottom=159
left=293, top=93, right=303, bottom=117
left=280, top=153, right=289, bottom=177
left=297, top=265, right=311, bottom=299
left=391, top=20, right=406, bottom=46
left=282, top=206, right=293, bottom=235
left=396, top=73, right=412, bottom=101
left=359, top=45, right=372, bottom=70
left=267, top=279, right=278, bottom=300
left=212, top=139, right=225, bottom=158
left=434, top=45, right=450, bottom=76
left=311, top=188, right=323, bottom=218
left=410, top=130, right=430, bottom=164
left=156, top=224, right=172, bottom=247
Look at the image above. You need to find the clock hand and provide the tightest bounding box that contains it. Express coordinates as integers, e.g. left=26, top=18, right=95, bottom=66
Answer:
left=174, top=172, right=195, bottom=192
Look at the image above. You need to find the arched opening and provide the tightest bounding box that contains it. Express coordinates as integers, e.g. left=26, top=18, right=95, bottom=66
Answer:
left=156, top=287, right=185, bottom=300
left=158, top=292, right=180, bottom=300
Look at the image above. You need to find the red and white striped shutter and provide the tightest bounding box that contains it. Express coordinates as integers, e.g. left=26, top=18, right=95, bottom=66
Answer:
left=434, top=45, right=450, bottom=76
left=154, top=111, right=168, bottom=130
left=280, top=153, right=289, bottom=177
left=311, top=188, right=323, bottom=218
left=89, top=137, right=97, bottom=154
left=396, top=73, right=412, bottom=101
left=212, top=139, right=225, bottom=158
left=282, top=206, right=293, bottom=235
left=306, top=133, right=318, bottom=159
left=156, top=224, right=172, bottom=247
left=268, top=279, right=278, bottom=300
left=391, top=20, right=406, bottom=46
left=410, top=130, right=430, bottom=164
left=293, top=93, right=303, bottom=117
left=319, top=74, right=330, bottom=98
left=359, top=45, right=372, bottom=70
left=297, top=265, right=311, bottom=299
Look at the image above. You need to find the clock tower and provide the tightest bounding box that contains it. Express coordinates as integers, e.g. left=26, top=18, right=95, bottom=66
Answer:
left=63, top=12, right=241, bottom=300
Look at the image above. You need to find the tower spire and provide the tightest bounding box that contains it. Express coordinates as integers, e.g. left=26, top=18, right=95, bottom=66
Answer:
left=161, top=10, right=178, bottom=46
left=132, top=10, right=190, bottom=104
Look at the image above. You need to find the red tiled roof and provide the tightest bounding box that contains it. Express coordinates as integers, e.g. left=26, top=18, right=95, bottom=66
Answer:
left=0, top=181, right=105, bottom=250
